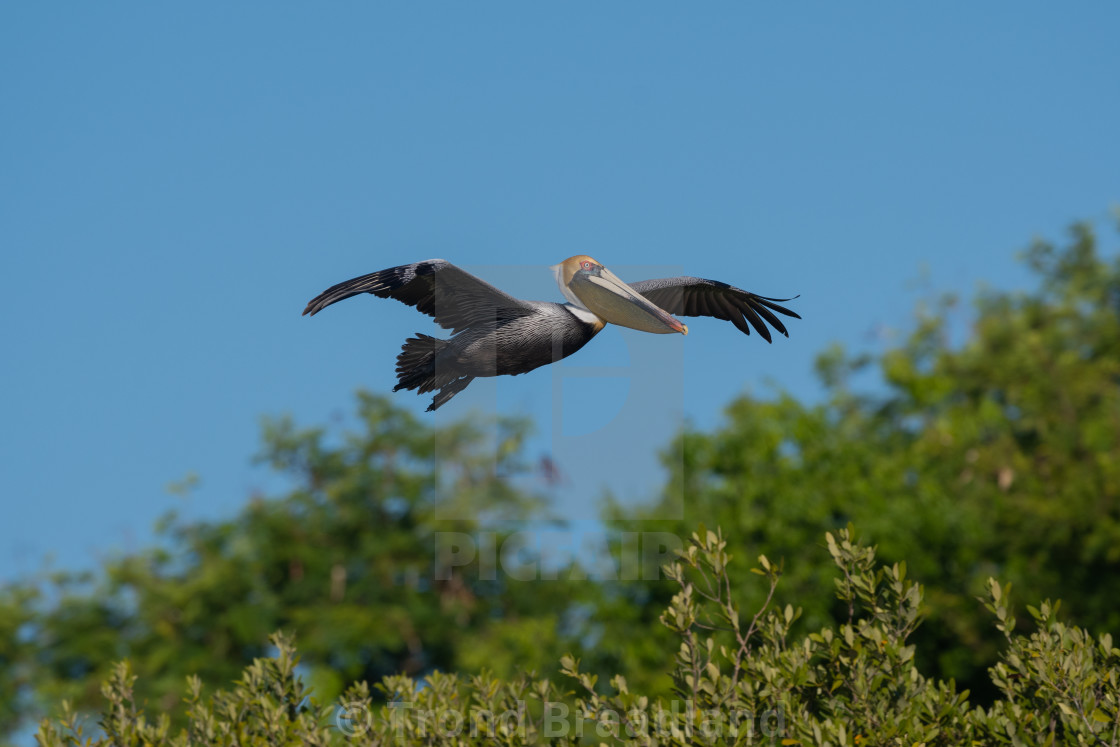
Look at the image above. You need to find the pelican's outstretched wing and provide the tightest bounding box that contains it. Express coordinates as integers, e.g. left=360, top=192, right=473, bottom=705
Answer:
left=626, top=277, right=800, bottom=343
left=302, top=259, right=533, bottom=334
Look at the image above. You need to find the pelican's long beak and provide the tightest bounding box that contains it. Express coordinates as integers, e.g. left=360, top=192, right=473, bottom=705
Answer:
left=567, top=262, right=688, bottom=335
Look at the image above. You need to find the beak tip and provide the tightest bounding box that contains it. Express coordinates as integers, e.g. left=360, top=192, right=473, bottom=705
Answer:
left=680, top=324, right=689, bottom=335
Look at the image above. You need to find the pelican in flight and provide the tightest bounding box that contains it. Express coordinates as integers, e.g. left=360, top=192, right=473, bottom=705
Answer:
left=303, top=257, right=799, bottom=410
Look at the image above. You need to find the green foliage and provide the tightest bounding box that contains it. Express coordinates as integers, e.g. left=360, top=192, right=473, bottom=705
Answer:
left=35, top=527, right=1120, bottom=746
left=980, top=583, right=1120, bottom=744
left=610, top=218, right=1120, bottom=697
left=0, top=585, right=37, bottom=734
left=564, top=527, right=973, bottom=745
left=36, top=633, right=334, bottom=747
left=7, top=392, right=598, bottom=739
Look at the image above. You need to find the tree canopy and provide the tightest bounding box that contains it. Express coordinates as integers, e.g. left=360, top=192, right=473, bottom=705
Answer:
left=610, top=218, right=1120, bottom=698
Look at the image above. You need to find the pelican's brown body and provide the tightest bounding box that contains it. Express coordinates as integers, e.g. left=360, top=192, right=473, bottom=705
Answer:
left=392, top=299, right=607, bottom=410
left=303, top=255, right=799, bottom=410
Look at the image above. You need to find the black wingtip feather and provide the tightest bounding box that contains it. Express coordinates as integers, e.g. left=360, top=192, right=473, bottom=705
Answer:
left=737, top=299, right=773, bottom=343
left=754, top=295, right=802, bottom=321
left=749, top=301, right=789, bottom=337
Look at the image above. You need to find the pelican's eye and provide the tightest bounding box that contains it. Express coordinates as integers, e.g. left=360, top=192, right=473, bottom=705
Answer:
left=581, top=261, right=592, bottom=270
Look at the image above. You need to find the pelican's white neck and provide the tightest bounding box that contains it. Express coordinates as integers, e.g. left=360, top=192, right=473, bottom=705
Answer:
left=563, top=303, right=603, bottom=326
left=551, top=263, right=588, bottom=309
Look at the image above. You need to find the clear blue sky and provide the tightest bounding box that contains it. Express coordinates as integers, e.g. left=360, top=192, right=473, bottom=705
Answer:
left=2, top=4, right=1118, bottom=581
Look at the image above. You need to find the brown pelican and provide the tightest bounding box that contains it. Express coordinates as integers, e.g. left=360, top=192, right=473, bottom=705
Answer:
left=303, top=256, right=799, bottom=410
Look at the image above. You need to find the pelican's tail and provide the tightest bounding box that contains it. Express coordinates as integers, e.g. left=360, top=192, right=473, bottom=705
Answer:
left=393, top=334, right=474, bottom=411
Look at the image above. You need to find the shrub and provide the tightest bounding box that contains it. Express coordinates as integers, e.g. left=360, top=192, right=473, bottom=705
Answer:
left=36, top=526, right=1120, bottom=746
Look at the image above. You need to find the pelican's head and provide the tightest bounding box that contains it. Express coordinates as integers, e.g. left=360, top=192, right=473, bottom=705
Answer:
left=550, top=255, right=688, bottom=335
